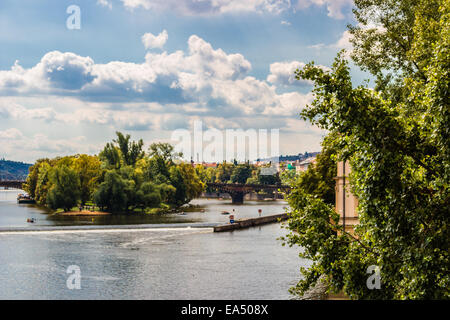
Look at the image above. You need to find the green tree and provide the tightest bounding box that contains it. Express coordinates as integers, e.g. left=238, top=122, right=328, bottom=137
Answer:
left=23, top=159, right=50, bottom=199
left=148, top=142, right=181, bottom=162
left=158, top=183, right=177, bottom=204
left=35, top=162, right=52, bottom=205
left=169, top=163, right=204, bottom=206
left=47, top=165, right=80, bottom=212
left=114, top=132, right=145, bottom=166
left=93, top=170, right=129, bottom=213
left=136, top=181, right=161, bottom=210
left=146, top=143, right=177, bottom=184
left=178, top=163, right=205, bottom=201
left=258, top=168, right=281, bottom=185
left=230, top=164, right=251, bottom=184
left=72, top=154, right=102, bottom=205
left=284, top=0, right=449, bottom=299
left=288, top=133, right=338, bottom=205
left=99, top=142, right=121, bottom=169
left=215, top=162, right=233, bottom=183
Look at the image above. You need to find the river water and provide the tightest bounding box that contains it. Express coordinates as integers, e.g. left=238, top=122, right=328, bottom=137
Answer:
left=0, top=189, right=310, bottom=299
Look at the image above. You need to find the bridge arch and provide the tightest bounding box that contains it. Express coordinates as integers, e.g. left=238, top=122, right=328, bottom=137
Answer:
left=206, top=183, right=290, bottom=204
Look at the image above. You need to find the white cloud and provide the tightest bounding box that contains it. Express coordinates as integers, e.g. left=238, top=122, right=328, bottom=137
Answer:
left=0, top=52, right=96, bottom=93
left=308, top=22, right=387, bottom=55
left=121, top=0, right=292, bottom=15
left=0, top=103, right=57, bottom=122
left=97, top=0, right=112, bottom=9
left=267, top=60, right=330, bottom=87
left=0, top=34, right=312, bottom=125
left=307, top=30, right=353, bottom=57
left=307, top=43, right=325, bottom=50
left=296, top=0, right=353, bottom=19
left=0, top=128, right=23, bottom=140
left=267, top=61, right=307, bottom=86
left=333, top=30, right=353, bottom=51
left=142, top=30, right=168, bottom=50
left=264, top=91, right=314, bottom=116
left=115, top=0, right=354, bottom=19
left=0, top=128, right=100, bottom=162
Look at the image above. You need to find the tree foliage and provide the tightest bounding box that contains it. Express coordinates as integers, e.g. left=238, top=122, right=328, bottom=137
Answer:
left=25, top=132, right=205, bottom=213
left=230, top=164, right=252, bottom=184
left=47, top=165, right=80, bottom=212
left=284, top=0, right=449, bottom=299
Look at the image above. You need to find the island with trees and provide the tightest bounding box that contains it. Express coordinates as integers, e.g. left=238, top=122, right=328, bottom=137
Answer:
left=23, top=131, right=284, bottom=215
left=23, top=132, right=205, bottom=215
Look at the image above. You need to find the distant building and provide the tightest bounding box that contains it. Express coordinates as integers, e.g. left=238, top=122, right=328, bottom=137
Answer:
left=335, top=161, right=359, bottom=234
left=256, top=151, right=320, bottom=165
left=193, top=162, right=218, bottom=168
left=295, top=157, right=317, bottom=173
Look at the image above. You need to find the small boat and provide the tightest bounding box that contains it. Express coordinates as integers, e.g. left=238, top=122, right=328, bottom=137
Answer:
left=26, top=218, right=36, bottom=223
left=221, top=211, right=230, bottom=215
left=17, top=194, right=36, bottom=204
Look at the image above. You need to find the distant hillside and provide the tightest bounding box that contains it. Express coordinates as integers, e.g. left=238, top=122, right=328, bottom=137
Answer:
left=0, top=159, right=32, bottom=181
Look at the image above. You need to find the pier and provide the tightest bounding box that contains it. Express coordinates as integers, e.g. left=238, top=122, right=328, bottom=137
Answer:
left=213, top=213, right=288, bottom=232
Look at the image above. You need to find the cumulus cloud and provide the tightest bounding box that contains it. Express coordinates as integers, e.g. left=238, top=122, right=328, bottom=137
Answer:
left=0, top=128, right=100, bottom=162
left=264, top=91, right=314, bottom=116
left=142, top=30, right=168, bottom=49
left=296, top=0, right=353, bottom=19
left=0, top=52, right=96, bottom=94
left=333, top=30, right=353, bottom=51
left=0, top=103, right=57, bottom=122
left=331, top=23, right=386, bottom=53
left=0, top=34, right=312, bottom=123
left=0, top=128, right=23, bottom=140
left=267, top=60, right=331, bottom=87
left=267, top=61, right=307, bottom=86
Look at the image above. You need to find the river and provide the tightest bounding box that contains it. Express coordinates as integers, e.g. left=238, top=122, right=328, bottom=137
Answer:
left=0, top=189, right=310, bottom=299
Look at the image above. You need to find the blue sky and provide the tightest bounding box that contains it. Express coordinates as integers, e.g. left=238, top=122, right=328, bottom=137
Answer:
left=0, top=0, right=363, bottom=162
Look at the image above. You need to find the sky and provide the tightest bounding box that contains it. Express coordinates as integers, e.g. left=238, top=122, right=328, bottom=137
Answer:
left=0, top=0, right=365, bottom=163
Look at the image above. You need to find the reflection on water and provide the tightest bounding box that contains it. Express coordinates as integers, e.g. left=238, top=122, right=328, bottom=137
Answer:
left=0, top=190, right=307, bottom=300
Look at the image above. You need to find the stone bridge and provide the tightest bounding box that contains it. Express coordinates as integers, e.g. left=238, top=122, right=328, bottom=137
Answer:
left=207, top=183, right=291, bottom=204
